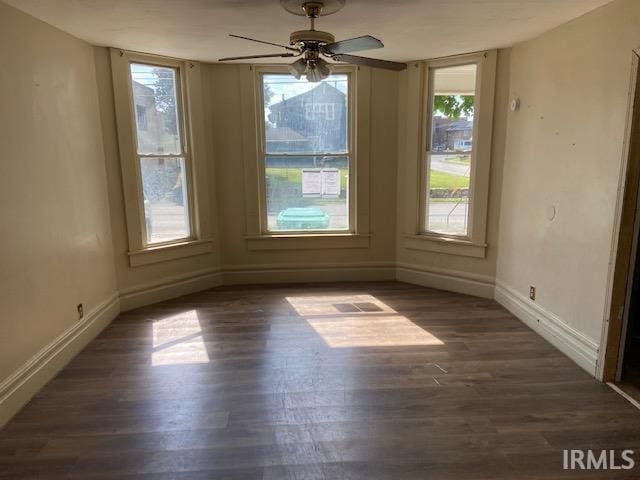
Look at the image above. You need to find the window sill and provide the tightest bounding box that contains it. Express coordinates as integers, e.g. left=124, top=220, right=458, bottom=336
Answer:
left=245, top=233, right=370, bottom=251
left=402, top=234, right=486, bottom=258
left=128, top=238, right=214, bottom=267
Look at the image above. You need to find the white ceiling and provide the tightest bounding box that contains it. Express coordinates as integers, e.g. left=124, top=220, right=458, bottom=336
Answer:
left=5, top=0, right=612, bottom=63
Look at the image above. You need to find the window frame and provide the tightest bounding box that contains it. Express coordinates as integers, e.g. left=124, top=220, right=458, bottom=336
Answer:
left=110, top=49, right=213, bottom=266
left=421, top=60, right=479, bottom=241
left=255, top=66, right=356, bottom=236
left=404, top=51, right=496, bottom=258
left=130, top=60, right=194, bottom=246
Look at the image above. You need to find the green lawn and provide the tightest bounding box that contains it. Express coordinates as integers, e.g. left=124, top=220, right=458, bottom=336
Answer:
left=266, top=167, right=302, bottom=183
left=429, top=170, right=469, bottom=190
left=266, top=167, right=349, bottom=189
left=265, top=167, right=467, bottom=192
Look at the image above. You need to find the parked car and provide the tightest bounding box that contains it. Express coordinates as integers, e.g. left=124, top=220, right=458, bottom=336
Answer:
left=454, top=138, right=473, bottom=152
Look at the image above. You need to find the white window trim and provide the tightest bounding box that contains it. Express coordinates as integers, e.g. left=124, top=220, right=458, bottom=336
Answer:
left=401, top=51, right=496, bottom=258
left=110, top=49, right=213, bottom=266
left=239, top=64, right=372, bottom=250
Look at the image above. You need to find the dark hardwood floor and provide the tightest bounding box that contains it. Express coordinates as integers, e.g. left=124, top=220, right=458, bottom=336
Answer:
left=2, top=281, right=640, bottom=479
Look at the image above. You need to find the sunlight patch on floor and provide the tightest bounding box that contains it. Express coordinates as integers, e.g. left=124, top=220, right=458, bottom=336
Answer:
left=286, top=294, right=444, bottom=348
left=286, top=294, right=395, bottom=317
left=151, top=310, right=210, bottom=366
left=307, top=315, right=444, bottom=348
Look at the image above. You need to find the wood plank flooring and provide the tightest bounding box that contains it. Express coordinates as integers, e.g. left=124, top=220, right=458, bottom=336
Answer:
left=2, top=281, right=640, bottom=479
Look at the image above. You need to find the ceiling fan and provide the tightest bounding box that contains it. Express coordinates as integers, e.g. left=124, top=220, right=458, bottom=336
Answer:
left=218, top=0, right=407, bottom=82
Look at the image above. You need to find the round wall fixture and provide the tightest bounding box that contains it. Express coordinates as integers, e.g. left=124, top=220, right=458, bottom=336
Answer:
left=280, top=0, right=346, bottom=16
left=510, top=98, right=521, bottom=111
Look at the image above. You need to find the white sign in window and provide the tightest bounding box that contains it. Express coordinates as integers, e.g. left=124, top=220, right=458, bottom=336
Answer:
left=322, top=168, right=341, bottom=198
left=301, top=168, right=342, bottom=199
left=302, top=169, right=322, bottom=197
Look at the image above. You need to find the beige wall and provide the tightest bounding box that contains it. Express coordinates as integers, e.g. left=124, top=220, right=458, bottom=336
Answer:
left=497, top=0, right=640, bottom=343
left=0, top=3, right=117, bottom=380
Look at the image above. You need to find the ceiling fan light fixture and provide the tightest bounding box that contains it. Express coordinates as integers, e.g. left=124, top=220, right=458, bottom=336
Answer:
left=305, top=64, right=322, bottom=82
left=288, top=58, right=307, bottom=79
left=315, top=57, right=331, bottom=77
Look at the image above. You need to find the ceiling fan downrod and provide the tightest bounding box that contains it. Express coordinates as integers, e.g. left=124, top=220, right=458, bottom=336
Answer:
left=302, top=1, right=323, bottom=30
left=289, top=1, right=335, bottom=47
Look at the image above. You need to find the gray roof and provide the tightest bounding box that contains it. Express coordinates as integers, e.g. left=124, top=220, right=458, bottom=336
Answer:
left=265, top=126, right=307, bottom=142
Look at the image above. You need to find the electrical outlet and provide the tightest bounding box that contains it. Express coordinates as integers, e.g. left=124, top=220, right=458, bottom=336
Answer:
left=77, top=303, right=84, bottom=320
left=529, top=286, right=536, bottom=301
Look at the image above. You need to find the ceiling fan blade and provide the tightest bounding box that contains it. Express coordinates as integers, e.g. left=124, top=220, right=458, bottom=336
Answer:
left=219, top=53, right=296, bottom=61
left=331, top=53, right=407, bottom=71
left=229, top=34, right=298, bottom=52
left=323, top=35, right=383, bottom=55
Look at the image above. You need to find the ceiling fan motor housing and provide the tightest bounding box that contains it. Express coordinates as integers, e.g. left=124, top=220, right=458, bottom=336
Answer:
left=289, top=29, right=335, bottom=46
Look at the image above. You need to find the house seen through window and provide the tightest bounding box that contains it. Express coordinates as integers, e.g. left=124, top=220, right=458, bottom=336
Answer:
left=262, top=73, right=350, bottom=232
left=130, top=63, right=191, bottom=245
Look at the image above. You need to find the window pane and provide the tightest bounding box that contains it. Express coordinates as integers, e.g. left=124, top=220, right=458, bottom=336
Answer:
left=263, top=74, right=348, bottom=154
left=265, top=156, right=349, bottom=232
left=130, top=63, right=182, bottom=155
left=140, top=157, right=190, bottom=244
left=430, top=64, right=476, bottom=154
left=426, top=154, right=470, bottom=235
left=426, top=64, right=476, bottom=236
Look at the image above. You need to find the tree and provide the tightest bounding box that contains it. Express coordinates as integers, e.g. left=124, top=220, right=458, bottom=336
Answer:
left=152, top=67, right=177, bottom=135
left=263, top=84, right=276, bottom=127
left=434, top=95, right=474, bottom=118
left=263, top=83, right=275, bottom=106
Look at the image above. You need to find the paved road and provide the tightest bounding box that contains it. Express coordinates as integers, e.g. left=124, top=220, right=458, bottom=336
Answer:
left=427, top=201, right=468, bottom=235
left=266, top=200, right=468, bottom=236
left=147, top=200, right=190, bottom=243
left=428, top=156, right=470, bottom=234
left=430, top=155, right=470, bottom=177
left=149, top=192, right=467, bottom=238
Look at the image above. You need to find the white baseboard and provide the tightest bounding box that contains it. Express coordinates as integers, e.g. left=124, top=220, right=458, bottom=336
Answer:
left=119, top=263, right=394, bottom=312
left=494, top=281, right=600, bottom=376
left=0, top=293, right=120, bottom=427
left=221, top=262, right=396, bottom=285
left=396, top=263, right=495, bottom=298
left=119, top=268, right=223, bottom=311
